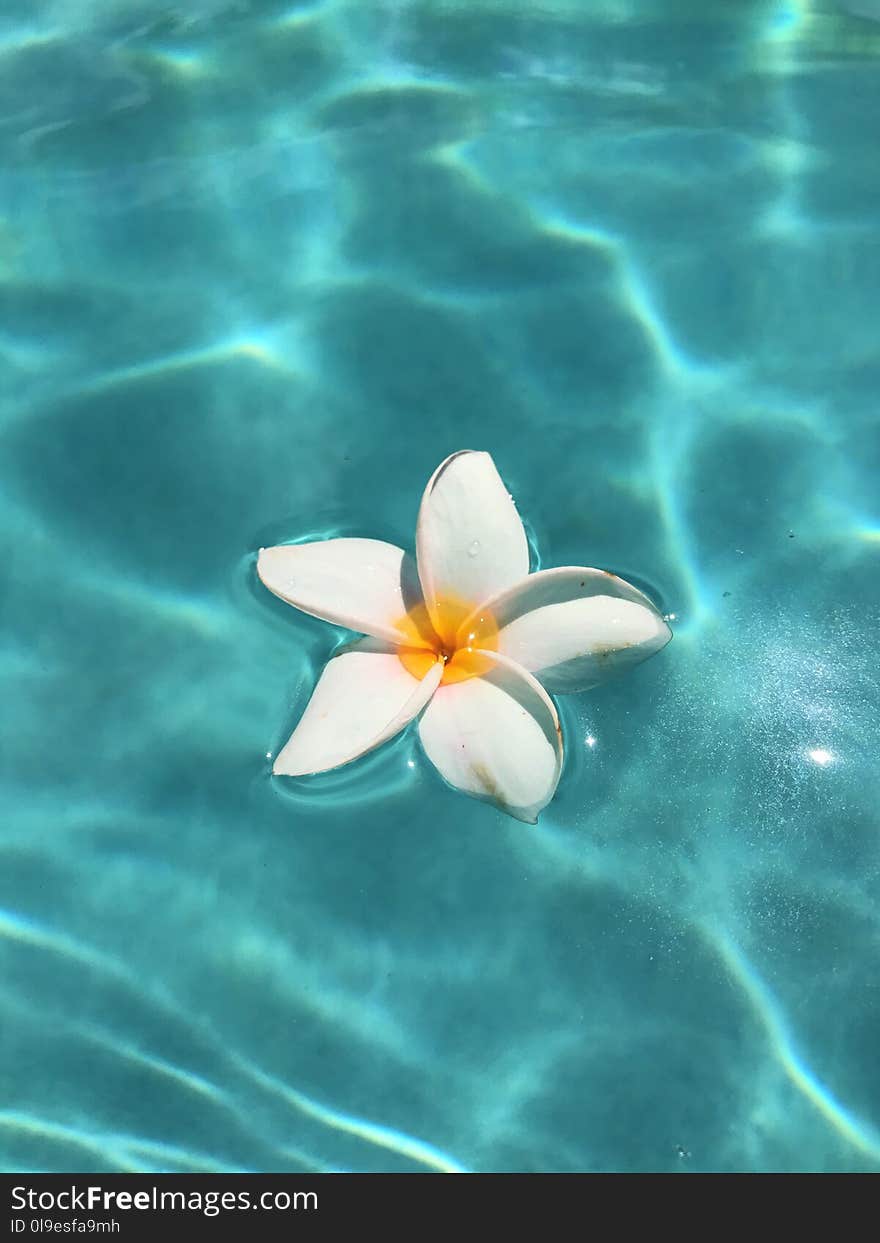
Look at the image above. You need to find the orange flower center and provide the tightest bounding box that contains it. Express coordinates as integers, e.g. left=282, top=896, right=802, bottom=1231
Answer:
left=395, top=595, right=499, bottom=685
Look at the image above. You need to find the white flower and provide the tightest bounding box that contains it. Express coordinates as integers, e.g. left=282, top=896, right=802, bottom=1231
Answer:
left=258, top=451, right=671, bottom=822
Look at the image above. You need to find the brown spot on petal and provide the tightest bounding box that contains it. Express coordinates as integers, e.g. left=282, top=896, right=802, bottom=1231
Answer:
left=594, top=640, right=634, bottom=662
left=470, top=761, right=504, bottom=806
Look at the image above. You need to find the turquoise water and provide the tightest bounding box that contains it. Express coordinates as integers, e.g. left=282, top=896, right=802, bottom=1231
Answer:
left=2, top=0, right=879, bottom=1173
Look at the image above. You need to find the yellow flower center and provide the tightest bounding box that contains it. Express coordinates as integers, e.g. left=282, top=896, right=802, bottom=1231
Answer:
left=395, top=595, right=499, bottom=685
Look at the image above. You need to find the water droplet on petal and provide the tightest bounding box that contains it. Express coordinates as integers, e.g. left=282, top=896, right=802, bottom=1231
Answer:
left=467, top=540, right=481, bottom=558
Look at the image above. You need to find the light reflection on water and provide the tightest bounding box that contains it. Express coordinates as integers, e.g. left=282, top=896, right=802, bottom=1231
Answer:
left=1, top=0, right=878, bottom=1172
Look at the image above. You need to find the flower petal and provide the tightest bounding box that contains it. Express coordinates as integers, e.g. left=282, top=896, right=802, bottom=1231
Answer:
left=466, top=566, right=671, bottom=693
left=258, top=539, right=425, bottom=646
left=417, top=649, right=562, bottom=823
left=416, top=451, right=529, bottom=641
left=273, top=639, right=442, bottom=776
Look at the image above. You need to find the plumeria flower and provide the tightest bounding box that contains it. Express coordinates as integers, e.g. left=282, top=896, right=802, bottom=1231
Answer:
left=258, top=451, right=671, bottom=822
